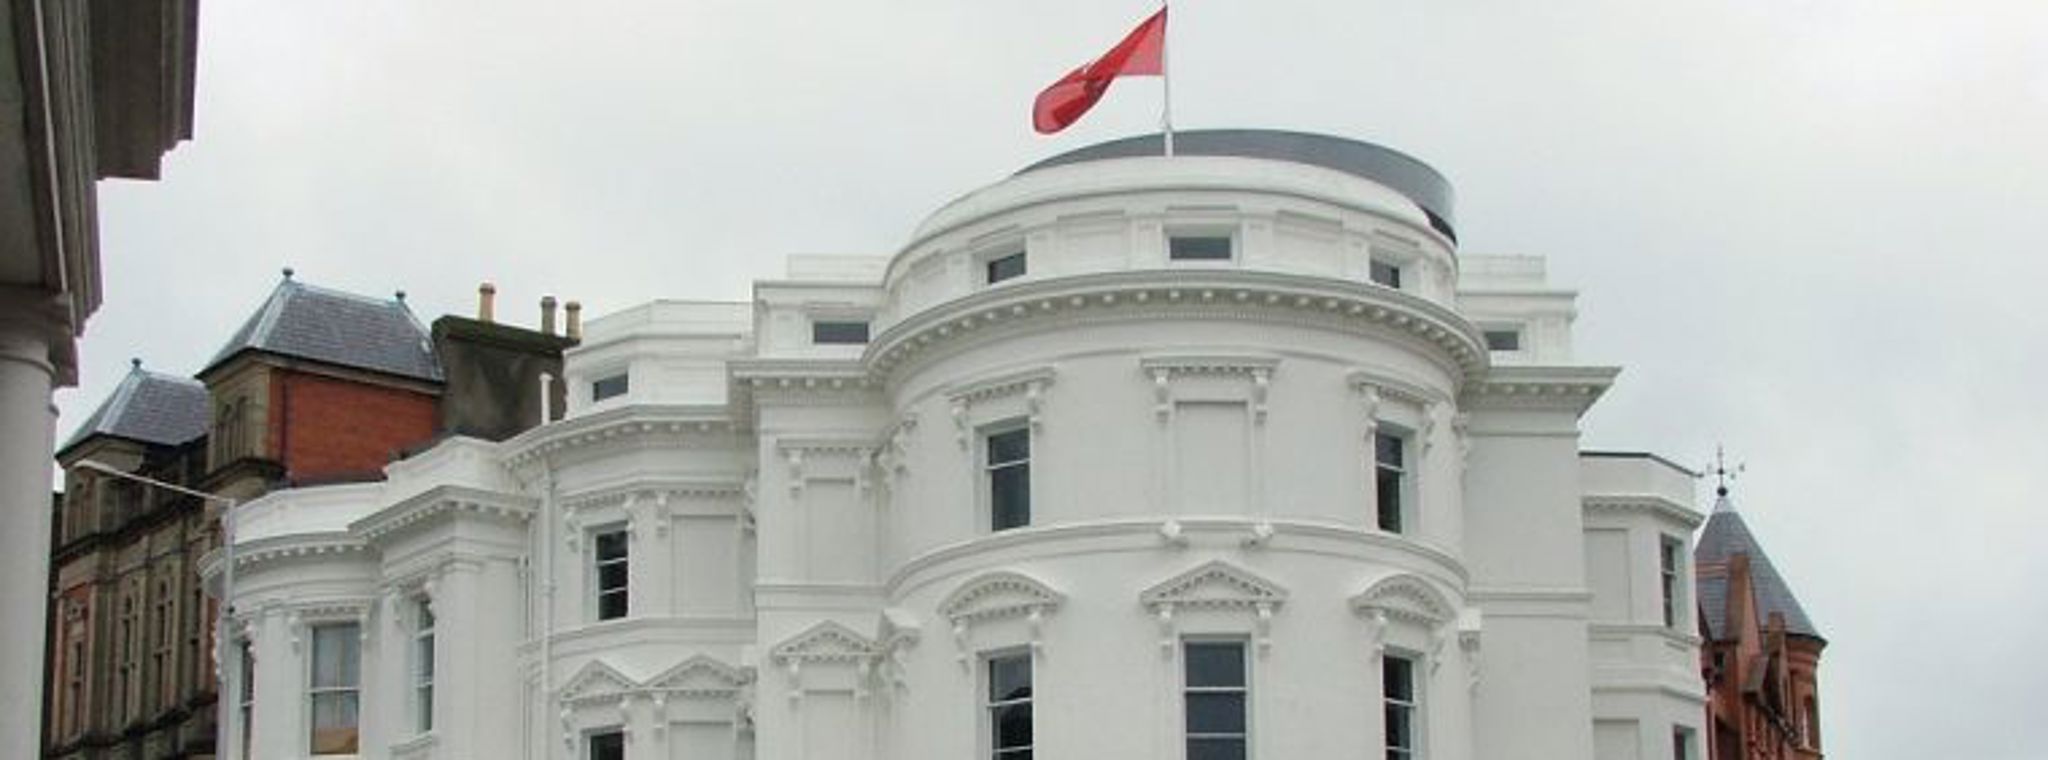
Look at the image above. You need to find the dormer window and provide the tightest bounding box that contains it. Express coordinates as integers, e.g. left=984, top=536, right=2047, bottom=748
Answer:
left=812, top=320, right=871, bottom=344
left=1483, top=328, right=1522, bottom=352
left=986, top=251, right=1027, bottom=284
left=1370, top=259, right=1403, bottom=289
left=1169, top=234, right=1234, bottom=261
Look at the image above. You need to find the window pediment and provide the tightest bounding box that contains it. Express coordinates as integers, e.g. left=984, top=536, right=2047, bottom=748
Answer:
left=939, top=571, right=1064, bottom=625
left=1352, top=573, right=1454, bottom=627
left=560, top=660, right=637, bottom=707
left=648, top=655, right=750, bottom=698
left=1141, top=560, right=1288, bottom=612
left=770, top=621, right=878, bottom=665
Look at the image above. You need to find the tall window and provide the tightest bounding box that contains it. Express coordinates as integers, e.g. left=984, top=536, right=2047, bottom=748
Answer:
left=1370, top=259, right=1403, bottom=288
left=593, top=528, right=630, bottom=621
left=308, top=623, right=361, bottom=755
left=986, top=251, right=1027, bottom=284
left=1374, top=431, right=1410, bottom=534
left=986, top=427, right=1031, bottom=531
left=238, top=641, right=255, bottom=758
left=588, top=730, right=626, bottom=760
left=1660, top=536, right=1682, bottom=628
left=154, top=579, right=173, bottom=708
left=64, top=637, right=83, bottom=738
left=116, top=594, right=134, bottom=724
left=1673, top=726, right=1695, bottom=760
left=1384, top=654, right=1419, bottom=760
left=413, top=599, right=436, bottom=733
left=986, top=653, right=1033, bottom=760
left=1184, top=641, right=1248, bottom=760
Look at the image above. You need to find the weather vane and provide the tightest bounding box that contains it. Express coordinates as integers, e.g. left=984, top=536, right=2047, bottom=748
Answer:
left=1703, top=444, right=1745, bottom=497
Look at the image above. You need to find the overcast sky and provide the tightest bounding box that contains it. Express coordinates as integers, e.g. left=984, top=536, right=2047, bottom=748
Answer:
left=67, top=1, right=2047, bottom=756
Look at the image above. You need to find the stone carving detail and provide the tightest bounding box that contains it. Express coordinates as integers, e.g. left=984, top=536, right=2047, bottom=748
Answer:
left=1351, top=573, right=1454, bottom=628
left=560, top=660, right=638, bottom=707
left=1141, top=356, right=1280, bottom=424
left=938, top=571, right=1064, bottom=665
left=648, top=656, right=750, bottom=699
left=1139, top=560, right=1288, bottom=653
left=946, top=365, right=1057, bottom=442
left=770, top=621, right=880, bottom=704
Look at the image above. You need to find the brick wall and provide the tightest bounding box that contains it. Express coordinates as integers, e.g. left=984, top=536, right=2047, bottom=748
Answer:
left=267, top=370, right=438, bottom=483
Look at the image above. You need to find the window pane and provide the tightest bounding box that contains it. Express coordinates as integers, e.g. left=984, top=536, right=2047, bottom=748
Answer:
left=592, top=374, right=629, bottom=401
left=994, top=702, right=1034, bottom=748
left=1483, top=330, right=1521, bottom=351
left=988, top=252, right=1027, bottom=283
left=598, top=561, right=628, bottom=590
left=1384, top=656, right=1414, bottom=701
left=988, top=429, right=1029, bottom=465
left=994, top=750, right=1034, bottom=760
left=1370, top=260, right=1402, bottom=288
left=310, top=693, right=360, bottom=754
left=1187, top=737, right=1247, bottom=760
left=991, top=467, right=1031, bottom=531
left=1170, top=235, right=1234, bottom=260
left=1186, top=692, right=1247, bottom=733
left=598, top=591, right=628, bottom=620
left=989, top=655, right=1032, bottom=702
left=1376, top=470, right=1403, bottom=533
left=1184, top=643, right=1245, bottom=687
left=595, top=531, right=627, bottom=562
left=311, top=625, right=359, bottom=689
left=1386, top=703, right=1413, bottom=747
left=812, top=321, right=871, bottom=344
left=418, top=636, right=435, bottom=679
left=589, top=731, right=625, bottom=760
left=1375, top=433, right=1404, bottom=468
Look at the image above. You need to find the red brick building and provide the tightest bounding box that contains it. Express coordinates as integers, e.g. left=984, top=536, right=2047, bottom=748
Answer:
left=45, top=274, right=571, bottom=759
left=1695, top=486, right=1826, bottom=760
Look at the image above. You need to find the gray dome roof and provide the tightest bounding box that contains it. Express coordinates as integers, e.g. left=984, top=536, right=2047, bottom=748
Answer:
left=58, top=364, right=209, bottom=456
left=1018, top=129, right=1457, bottom=242
left=204, top=277, right=442, bottom=383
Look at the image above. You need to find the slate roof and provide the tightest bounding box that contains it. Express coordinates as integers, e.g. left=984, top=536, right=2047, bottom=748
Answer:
left=204, top=277, right=443, bottom=383
left=58, top=363, right=210, bottom=456
left=1696, top=494, right=1822, bottom=641
left=1017, top=129, right=1459, bottom=242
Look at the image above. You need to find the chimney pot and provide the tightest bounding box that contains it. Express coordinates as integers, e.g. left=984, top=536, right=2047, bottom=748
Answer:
left=541, top=295, right=559, bottom=335
left=478, top=282, right=497, bottom=323
left=565, top=301, right=583, bottom=340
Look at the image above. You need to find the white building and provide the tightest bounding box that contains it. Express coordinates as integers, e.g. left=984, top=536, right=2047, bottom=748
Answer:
left=205, top=130, right=1707, bottom=760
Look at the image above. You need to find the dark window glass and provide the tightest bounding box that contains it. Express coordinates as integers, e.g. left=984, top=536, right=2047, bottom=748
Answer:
left=588, top=731, right=625, bottom=760
left=987, top=653, right=1033, bottom=758
left=1170, top=235, right=1234, bottom=260
left=987, top=428, right=1031, bottom=531
left=1674, top=728, right=1691, bottom=760
left=594, top=529, right=629, bottom=620
left=812, top=320, right=871, bottom=344
left=987, top=252, right=1027, bottom=284
left=1661, top=537, right=1681, bottom=628
left=1184, top=641, right=1248, bottom=760
left=1385, top=655, right=1417, bottom=760
left=1371, top=260, right=1403, bottom=288
left=1375, top=432, right=1407, bottom=534
left=592, top=373, right=628, bottom=401
left=1483, top=330, right=1521, bottom=351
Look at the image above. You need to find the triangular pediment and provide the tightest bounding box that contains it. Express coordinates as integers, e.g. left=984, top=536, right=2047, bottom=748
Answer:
left=559, top=660, right=637, bottom=704
left=1140, top=560, right=1288, bottom=611
left=648, top=655, right=748, bottom=697
left=1352, top=573, right=1454, bottom=626
left=939, top=571, right=1064, bottom=624
left=770, top=620, right=877, bottom=664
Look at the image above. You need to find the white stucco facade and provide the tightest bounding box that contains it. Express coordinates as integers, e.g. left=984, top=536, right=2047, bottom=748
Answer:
left=204, top=132, right=1705, bottom=760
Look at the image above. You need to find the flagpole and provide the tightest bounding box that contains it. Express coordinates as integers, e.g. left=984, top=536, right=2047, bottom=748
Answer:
left=1161, top=0, right=1174, bottom=157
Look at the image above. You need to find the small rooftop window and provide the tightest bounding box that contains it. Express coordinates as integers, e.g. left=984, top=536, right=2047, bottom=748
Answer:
left=1169, top=234, right=1233, bottom=261
left=1370, top=260, right=1403, bottom=289
left=812, top=320, right=871, bottom=345
left=592, top=373, right=629, bottom=402
left=1483, top=329, right=1522, bottom=352
left=986, top=251, right=1027, bottom=284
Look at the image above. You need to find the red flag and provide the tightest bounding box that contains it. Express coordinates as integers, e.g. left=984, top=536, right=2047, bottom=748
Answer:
left=1033, top=8, right=1167, bottom=135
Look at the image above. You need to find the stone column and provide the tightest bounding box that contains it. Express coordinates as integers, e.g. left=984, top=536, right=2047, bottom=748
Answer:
left=0, top=307, right=58, bottom=758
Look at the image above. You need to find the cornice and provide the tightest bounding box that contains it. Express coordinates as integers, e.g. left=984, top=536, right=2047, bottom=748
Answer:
left=350, top=485, right=537, bottom=544
left=217, top=531, right=369, bottom=574
left=864, top=270, right=1488, bottom=386
left=504, top=405, right=744, bottom=467
left=1582, top=494, right=1704, bottom=528
left=557, top=478, right=748, bottom=514
left=1460, top=365, right=1618, bottom=415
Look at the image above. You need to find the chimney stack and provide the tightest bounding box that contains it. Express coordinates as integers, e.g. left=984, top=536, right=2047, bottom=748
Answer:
left=565, top=301, right=583, bottom=340
left=478, top=282, right=497, bottom=323
left=541, top=295, right=558, bottom=335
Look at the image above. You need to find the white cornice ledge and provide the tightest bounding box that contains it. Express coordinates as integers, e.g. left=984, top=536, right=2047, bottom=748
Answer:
left=1462, top=365, right=1618, bottom=415
left=351, top=485, right=537, bottom=544
left=866, top=270, right=1488, bottom=383
left=504, top=404, right=742, bottom=466
left=1582, top=494, right=1705, bottom=528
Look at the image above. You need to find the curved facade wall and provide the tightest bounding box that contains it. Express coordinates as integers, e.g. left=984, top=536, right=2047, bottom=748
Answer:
left=210, top=132, right=1704, bottom=760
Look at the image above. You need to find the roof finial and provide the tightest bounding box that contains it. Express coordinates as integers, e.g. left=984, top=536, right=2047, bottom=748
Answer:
left=282, top=266, right=296, bottom=280
left=394, top=289, right=407, bottom=303
left=130, top=357, right=142, bottom=370
left=1706, top=444, right=1745, bottom=498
